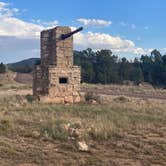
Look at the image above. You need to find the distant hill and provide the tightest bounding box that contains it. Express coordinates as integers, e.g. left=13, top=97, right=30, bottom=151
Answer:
left=7, top=58, right=40, bottom=73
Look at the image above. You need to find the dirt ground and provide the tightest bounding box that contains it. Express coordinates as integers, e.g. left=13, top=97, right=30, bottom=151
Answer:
left=1, top=82, right=166, bottom=100
left=1, top=131, right=166, bottom=166
left=81, top=83, right=166, bottom=100
left=0, top=81, right=165, bottom=166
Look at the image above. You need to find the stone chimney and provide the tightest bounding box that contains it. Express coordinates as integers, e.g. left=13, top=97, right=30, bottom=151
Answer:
left=33, top=26, right=81, bottom=104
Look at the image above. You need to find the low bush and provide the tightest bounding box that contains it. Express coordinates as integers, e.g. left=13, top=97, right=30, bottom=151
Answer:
left=113, top=96, right=130, bottom=103
left=25, top=94, right=36, bottom=103
left=40, top=120, right=68, bottom=142
left=84, top=92, right=100, bottom=103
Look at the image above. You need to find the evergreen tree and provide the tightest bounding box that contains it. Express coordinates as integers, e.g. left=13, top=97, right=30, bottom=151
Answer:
left=0, top=63, right=6, bottom=73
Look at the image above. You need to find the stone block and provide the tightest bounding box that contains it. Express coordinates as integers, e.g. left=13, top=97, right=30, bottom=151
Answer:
left=73, top=95, right=81, bottom=103
left=64, top=96, right=74, bottom=103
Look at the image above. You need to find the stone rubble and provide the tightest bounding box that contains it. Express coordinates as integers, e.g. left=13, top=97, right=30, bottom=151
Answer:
left=63, top=121, right=89, bottom=152
left=77, top=141, right=89, bottom=152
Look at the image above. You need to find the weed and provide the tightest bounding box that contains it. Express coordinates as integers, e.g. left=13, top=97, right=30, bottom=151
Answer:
left=1, top=119, right=12, bottom=128
left=113, top=96, right=130, bottom=102
left=84, top=92, right=100, bottom=103
left=25, top=94, right=36, bottom=103
left=0, top=83, right=166, bottom=165
left=41, top=120, right=68, bottom=142
left=83, top=157, right=107, bottom=166
left=0, top=118, right=13, bottom=133
left=88, top=121, right=117, bottom=141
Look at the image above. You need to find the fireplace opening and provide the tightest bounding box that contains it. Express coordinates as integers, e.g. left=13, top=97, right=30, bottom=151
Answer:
left=59, top=77, right=68, bottom=84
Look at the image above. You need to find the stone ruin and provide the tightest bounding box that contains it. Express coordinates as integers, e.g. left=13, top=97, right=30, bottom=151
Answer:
left=33, top=26, right=82, bottom=103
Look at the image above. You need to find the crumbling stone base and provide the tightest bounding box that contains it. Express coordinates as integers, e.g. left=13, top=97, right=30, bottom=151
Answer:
left=33, top=65, right=81, bottom=104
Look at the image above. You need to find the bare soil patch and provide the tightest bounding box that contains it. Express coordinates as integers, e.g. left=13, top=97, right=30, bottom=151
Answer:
left=0, top=81, right=165, bottom=166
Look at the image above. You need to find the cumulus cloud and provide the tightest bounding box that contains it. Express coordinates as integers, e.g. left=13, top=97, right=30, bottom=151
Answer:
left=73, top=31, right=150, bottom=55
left=0, top=2, right=39, bottom=63
left=76, top=18, right=112, bottom=27
left=0, top=2, right=58, bottom=63
left=0, top=2, right=59, bottom=38
left=0, top=2, right=44, bottom=38
left=0, top=16, right=44, bottom=38
left=0, top=2, right=19, bottom=17
left=0, top=2, right=151, bottom=63
left=31, top=19, right=59, bottom=28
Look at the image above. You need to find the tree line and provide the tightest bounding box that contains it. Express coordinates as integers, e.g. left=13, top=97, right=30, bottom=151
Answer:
left=1, top=48, right=166, bottom=87
left=0, top=63, right=6, bottom=73
left=74, top=49, right=166, bottom=87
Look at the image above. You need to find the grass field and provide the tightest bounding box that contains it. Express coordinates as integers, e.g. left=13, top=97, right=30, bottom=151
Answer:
left=0, top=81, right=166, bottom=166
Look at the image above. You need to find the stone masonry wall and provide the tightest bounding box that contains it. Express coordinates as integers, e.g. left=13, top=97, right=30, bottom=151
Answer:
left=33, top=26, right=81, bottom=103
left=41, top=27, right=73, bottom=67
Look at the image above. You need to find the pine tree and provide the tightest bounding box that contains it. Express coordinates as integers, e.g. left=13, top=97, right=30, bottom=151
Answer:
left=0, top=63, right=6, bottom=73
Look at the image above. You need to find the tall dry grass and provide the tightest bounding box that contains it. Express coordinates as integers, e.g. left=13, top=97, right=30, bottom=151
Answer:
left=0, top=93, right=165, bottom=142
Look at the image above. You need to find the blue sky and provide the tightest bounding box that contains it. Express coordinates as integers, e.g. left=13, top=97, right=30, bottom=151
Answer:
left=0, top=0, right=166, bottom=63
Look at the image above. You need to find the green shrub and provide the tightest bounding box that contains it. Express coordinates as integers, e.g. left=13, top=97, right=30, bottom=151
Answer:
left=113, top=96, right=130, bottom=103
left=10, top=86, right=17, bottom=89
left=1, top=119, right=11, bottom=128
left=0, top=63, right=6, bottom=73
left=25, top=94, right=36, bottom=103
left=84, top=92, right=100, bottom=103
left=84, top=157, right=105, bottom=166
left=0, top=119, right=13, bottom=133
left=41, top=120, right=68, bottom=142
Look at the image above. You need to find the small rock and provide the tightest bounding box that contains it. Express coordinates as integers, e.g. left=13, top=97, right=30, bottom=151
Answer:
left=32, top=131, right=40, bottom=138
left=73, top=120, right=82, bottom=129
left=77, top=141, right=89, bottom=152
left=39, top=119, right=43, bottom=122
left=69, top=128, right=80, bottom=138
left=14, top=103, right=20, bottom=108
left=63, top=123, right=71, bottom=131
left=90, top=99, right=98, bottom=104
left=43, top=130, right=49, bottom=138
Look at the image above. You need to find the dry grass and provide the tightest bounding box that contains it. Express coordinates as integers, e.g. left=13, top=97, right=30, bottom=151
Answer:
left=0, top=80, right=31, bottom=91
left=81, top=83, right=166, bottom=100
left=0, top=81, right=166, bottom=165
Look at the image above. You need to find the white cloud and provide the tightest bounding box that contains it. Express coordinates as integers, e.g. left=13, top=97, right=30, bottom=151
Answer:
left=0, top=2, right=19, bottom=17
left=73, top=31, right=150, bottom=55
left=31, top=19, right=59, bottom=28
left=0, top=2, right=56, bottom=63
left=0, top=2, right=59, bottom=38
left=0, top=2, right=151, bottom=63
left=0, top=2, right=8, bottom=9
left=0, top=16, right=44, bottom=38
left=76, top=18, right=112, bottom=27
left=0, top=2, right=44, bottom=38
